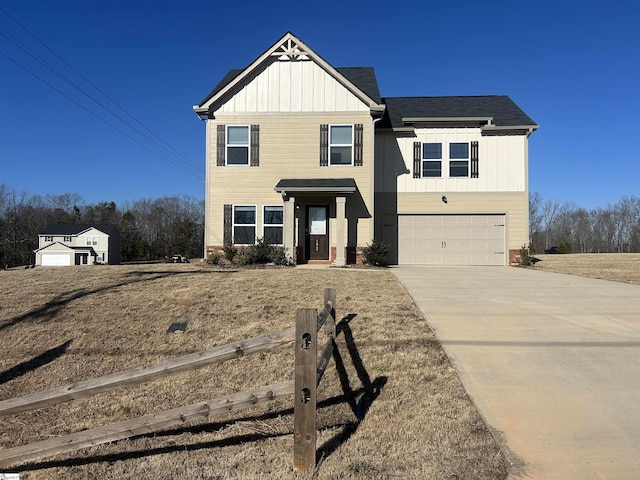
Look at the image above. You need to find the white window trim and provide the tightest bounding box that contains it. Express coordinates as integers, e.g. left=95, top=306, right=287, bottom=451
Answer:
left=329, top=124, right=354, bottom=166
left=262, top=205, right=284, bottom=245
left=232, top=204, right=257, bottom=245
left=86, top=236, right=98, bottom=246
left=422, top=142, right=443, bottom=178
left=226, top=125, right=250, bottom=166
left=448, top=142, right=470, bottom=178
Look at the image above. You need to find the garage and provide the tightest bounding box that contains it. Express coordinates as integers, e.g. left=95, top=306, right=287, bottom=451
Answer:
left=41, top=254, right=72, bottom=266
left=397, top=214, right=506, bottom=265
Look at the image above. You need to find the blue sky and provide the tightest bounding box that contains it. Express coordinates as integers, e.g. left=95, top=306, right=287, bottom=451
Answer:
left=1, top=0, right=638, bottom=210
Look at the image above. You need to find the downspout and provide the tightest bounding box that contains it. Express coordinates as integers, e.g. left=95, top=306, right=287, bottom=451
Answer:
left=370, top=115, right=383, bottom=244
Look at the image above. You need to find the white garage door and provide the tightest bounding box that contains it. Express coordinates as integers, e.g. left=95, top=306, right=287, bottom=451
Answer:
left=41, top=254, right=72, bottom=266
left=397, top=214, right=506, bottom=265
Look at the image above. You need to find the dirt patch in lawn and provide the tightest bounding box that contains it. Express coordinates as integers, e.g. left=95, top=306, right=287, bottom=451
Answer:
left=0, top=264, right=508, bottom=479
left=532, top=253, right=640, bottom=285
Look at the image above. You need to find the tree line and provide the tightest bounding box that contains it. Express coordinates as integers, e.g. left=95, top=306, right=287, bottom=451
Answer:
left=529, top=192, right=640, bottom=254
left=0, top=184, right=204, bottom=267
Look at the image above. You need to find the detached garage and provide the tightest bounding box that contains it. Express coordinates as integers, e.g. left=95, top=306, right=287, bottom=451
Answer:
left=397, top=214, right=506, bottom=265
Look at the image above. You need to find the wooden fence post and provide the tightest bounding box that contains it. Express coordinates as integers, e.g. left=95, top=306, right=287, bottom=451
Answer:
left=324, top=287, right=336, bottom=339
left=293, top=308, right=317, bottom=473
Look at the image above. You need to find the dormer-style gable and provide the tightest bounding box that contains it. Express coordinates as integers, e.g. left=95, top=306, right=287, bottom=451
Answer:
left=193, top=32, right=385, bottom=119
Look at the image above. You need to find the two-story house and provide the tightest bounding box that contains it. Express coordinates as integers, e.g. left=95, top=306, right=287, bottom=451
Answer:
left=194, top=32, right=537, bottom=266
left=34, top=224, right=121, bottom=266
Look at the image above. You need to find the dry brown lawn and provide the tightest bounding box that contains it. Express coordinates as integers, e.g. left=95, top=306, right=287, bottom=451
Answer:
left=532, top=253, right=640, bottom=285
left=0, top=264, right=508, bottom=479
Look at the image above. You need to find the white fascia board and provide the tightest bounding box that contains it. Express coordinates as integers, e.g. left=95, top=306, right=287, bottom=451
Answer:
left=402, top=116, right=494, bottom=124
left=482, top=124, right=540, bottom=131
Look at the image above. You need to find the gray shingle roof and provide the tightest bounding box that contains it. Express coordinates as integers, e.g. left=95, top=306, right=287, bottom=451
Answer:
left=379, top=96, right=537, bottom=129
left=40, top=224, right=120, bottom=237
left=275, top=178, right=357, bottom=192
left=335, top=67, right=381, bottom=104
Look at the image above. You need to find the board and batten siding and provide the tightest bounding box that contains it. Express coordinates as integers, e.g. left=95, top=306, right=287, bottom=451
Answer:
left=205, top=113, right=374, bottom=249
left=374, top=129, right=528, bottom=193
left=215, top=61, right=370, bottom=115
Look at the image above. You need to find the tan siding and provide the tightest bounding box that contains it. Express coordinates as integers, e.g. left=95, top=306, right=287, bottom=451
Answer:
left=376, top=192, right=527, bottom=251
left=206, top=113, right=373, bottom=249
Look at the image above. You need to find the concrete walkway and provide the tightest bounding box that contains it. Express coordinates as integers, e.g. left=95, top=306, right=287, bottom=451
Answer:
left=392, top=266, right=640, bottom=480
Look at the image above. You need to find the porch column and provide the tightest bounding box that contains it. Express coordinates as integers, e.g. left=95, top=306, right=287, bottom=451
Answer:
left=335, top=196, right=346, bottom=266
left=283, top=195, right=296, bottom=263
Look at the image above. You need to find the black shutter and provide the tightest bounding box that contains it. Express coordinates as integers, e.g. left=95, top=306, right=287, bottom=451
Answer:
left=250, top=125, right=259, bottom=167
left=413, top=142, right=421, bottom=178
left=471, top=141, right=479, bottom=178
left=319, top=124, right=329, bottom=166
left=354, top=123, right=364, bottom=166
left=217, top=125, right=226, bottom=166
left=223, top=204, right=233, bottom=245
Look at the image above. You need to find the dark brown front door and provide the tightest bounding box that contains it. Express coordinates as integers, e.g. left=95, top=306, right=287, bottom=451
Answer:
left=306, top=206, right=329, bottom=260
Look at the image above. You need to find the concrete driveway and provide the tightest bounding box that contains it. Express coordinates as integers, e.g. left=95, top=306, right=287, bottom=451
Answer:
left=392, top=266, right=640, bottom=480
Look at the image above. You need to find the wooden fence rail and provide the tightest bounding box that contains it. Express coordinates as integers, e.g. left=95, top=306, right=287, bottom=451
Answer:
left=0, top=287, right=339, bottom=473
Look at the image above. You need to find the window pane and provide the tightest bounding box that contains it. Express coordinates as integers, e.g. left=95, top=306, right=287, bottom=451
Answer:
left=234, top=206, right=255, bottom=224
left=264, top=226, right=283, bottom=245
left=422, top=143, right=442, bottom=159
left=227, top=147, right=248, bottom=165
left=234, top=226, right=255, bottom=244
left=228, top=126, right=248, bottom=145
left=264, top=206, right=283, bottom=224
left=450, top=161, right=469, bottom=177
left=330, top=125, right=352, bottom=144
left=330, top=146, right=352, bottom=165
left=450, top=143, right=469, bottom=159
left=422, top=160, right=441, bottom=177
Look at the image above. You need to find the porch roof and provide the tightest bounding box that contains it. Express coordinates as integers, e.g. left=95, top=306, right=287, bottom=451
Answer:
left=274, top=178, right=357, bottom=194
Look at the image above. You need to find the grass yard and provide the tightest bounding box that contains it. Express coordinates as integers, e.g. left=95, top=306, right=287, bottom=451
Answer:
left=0, top=264, right=508, bottom=479
left=531, top=253, right=640, bottom=285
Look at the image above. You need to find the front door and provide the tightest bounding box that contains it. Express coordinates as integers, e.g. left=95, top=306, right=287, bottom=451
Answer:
left=306, top=206, right=329, bottom=260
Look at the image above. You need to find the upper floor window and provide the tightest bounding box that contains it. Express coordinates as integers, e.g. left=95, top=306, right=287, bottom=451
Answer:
left=86, top=236, right=98, bottom=246
left=330, top=125, right=353, bottom=165
left=44, top=236, right=53, bottom=242
left=414, top=141, right=478, bottom=179
left=217, top=125, right=259, bottom=166
left=422, top=143, right=442, bottom=177
left=227, top=126, right=249, bottom=165
left=320, top=124, right=363, bottom=166
left=64, top=236, right=72, bottom=242
left=263, top=206, right=283, bottom=245
left=449, top=143, right=469, bottom=177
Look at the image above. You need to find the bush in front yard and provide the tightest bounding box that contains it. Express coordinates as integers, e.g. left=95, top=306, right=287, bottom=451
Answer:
left=232, top=238, right=291, bottom=266
left=361, top=239, right=391, bottom=267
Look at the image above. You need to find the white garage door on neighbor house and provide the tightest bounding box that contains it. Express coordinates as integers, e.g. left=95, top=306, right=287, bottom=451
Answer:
left=397, top=214, right=506, bottom=265
left=41, top=254, right=72, bottom=266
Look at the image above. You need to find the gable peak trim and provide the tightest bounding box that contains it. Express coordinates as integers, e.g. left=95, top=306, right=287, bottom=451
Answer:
left=270, top=36, right=310, bottom=61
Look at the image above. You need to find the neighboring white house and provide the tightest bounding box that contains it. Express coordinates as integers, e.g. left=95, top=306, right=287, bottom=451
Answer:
left=34, top=224, right=121, bottom=266
left=193, top=32, right=538, bottom=266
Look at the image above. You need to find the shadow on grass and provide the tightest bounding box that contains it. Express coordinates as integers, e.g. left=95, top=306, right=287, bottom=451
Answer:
left=0, top=269, right=228, bottom=332
left=316, top=315, right=387, bottom=466
left=13, top=314, right=386, bottom=473
left=0, top=340, right=72, bottom=385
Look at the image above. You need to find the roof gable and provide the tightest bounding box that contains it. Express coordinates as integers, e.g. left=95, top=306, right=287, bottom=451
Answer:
left=40, top=224, right=119, bottom=237
left=195, top=32, right=384, bottom=116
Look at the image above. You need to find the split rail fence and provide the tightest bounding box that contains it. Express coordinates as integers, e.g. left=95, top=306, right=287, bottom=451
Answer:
left=0, top=288, right=338, bottom=474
